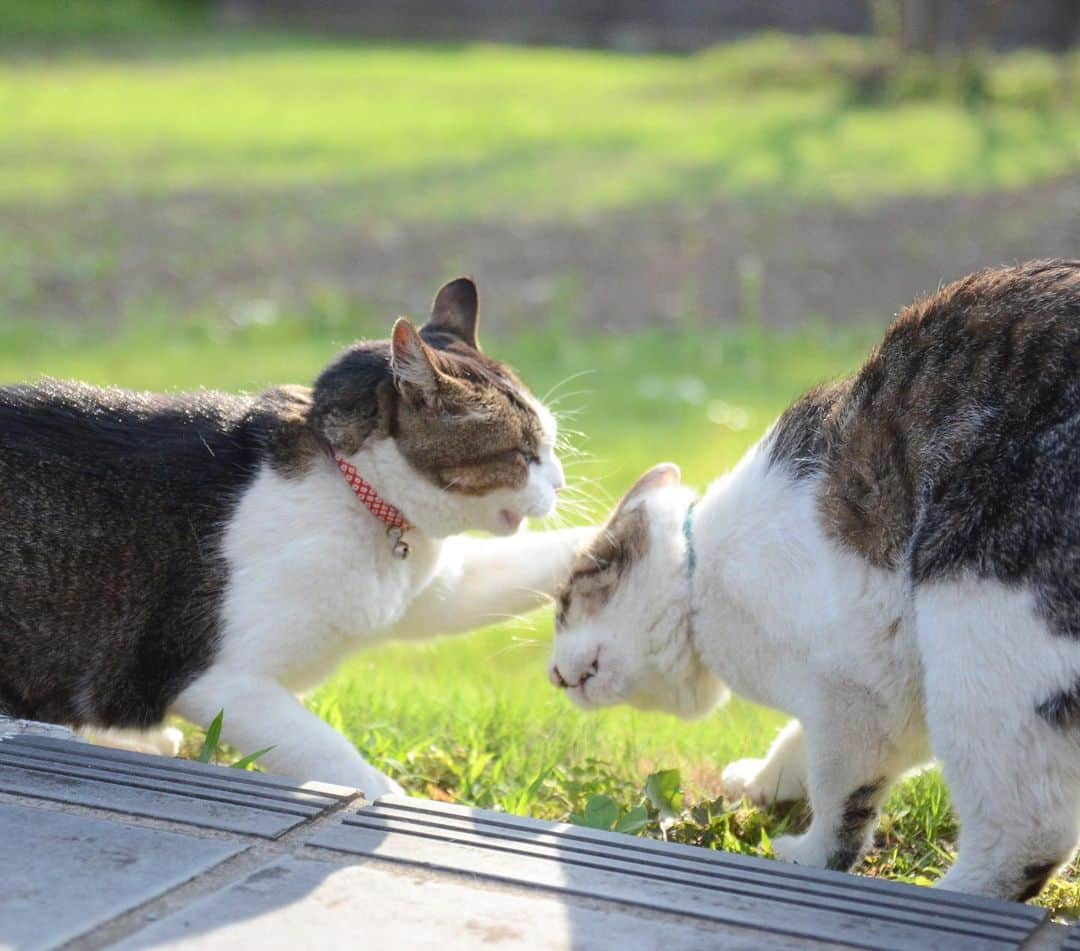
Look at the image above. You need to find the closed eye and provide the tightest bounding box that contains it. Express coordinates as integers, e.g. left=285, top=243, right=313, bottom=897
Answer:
left=556, top=592, right=570, bottom=626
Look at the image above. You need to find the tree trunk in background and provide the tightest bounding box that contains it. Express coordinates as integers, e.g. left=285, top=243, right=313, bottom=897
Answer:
left=900, top=0, right=945, bottom=54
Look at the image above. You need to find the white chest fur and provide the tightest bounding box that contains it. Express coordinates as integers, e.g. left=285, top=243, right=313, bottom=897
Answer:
left=690, top=444, right=916, bottom=720
left=217, top=461, right=441, bottom=691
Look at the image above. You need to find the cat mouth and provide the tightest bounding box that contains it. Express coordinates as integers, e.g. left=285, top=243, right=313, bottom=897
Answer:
left=499, top=509, right=525, bottom=531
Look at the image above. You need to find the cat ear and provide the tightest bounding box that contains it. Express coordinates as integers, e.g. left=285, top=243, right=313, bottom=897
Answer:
left=424, top=277, right=480, bottom=350
left=617, top=463, right=681, bottom=513
left=391, top=317, right=443, bottom=407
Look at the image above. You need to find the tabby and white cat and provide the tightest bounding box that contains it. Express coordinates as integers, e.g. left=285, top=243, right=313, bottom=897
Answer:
left=0, top=278, right=587, bottom=798
left=550, top=260, right=1080, bottom=900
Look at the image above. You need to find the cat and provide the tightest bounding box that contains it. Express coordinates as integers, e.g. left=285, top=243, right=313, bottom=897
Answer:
left=548, top=259, right=1080, bottom=901
left=0, top=277, right=589, bottom=798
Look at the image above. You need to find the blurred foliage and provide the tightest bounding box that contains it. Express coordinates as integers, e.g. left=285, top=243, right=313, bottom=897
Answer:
left=0, top=30, right=1075, bottom=216
left=0, top=0, right=209, bottom=41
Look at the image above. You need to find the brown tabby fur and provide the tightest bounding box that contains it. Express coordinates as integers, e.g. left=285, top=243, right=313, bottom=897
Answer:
left=770, top=260, right=1080, bottom=576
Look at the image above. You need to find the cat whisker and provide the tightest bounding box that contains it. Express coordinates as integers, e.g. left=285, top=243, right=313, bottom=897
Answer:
left=541, top=369, right=596, bottom=405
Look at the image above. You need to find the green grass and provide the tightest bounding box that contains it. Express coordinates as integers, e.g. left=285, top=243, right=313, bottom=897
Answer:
left=0, top=33, right=1076, bottom=219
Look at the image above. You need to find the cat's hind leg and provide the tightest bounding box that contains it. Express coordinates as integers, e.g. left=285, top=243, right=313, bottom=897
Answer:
left=917, top=577, right=1080, bottom=900
left=171, top=669, right=403, bottom=800
left=722, top=718, right=808, bottom=806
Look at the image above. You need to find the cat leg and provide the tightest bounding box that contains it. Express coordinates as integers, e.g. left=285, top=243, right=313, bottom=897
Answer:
left=771, top=689, right=922, bottom=871
left=917, top=577, right=1080, bottom=900
left=391, top=526, right=592, bottom=640
left=171, top=669, right=403, bottom=799
left=722, top=718, right=808, bottom=806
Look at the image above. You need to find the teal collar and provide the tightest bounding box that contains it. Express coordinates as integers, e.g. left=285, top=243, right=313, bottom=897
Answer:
left=682, top=500, right=698, bottom=581
left=681, top=500, right=699, bottom=642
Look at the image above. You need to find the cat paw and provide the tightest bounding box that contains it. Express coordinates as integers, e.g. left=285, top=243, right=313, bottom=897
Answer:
left=81, top=725, right=183, bottom=757
left=771, top=833, right=829, bottom=868
left=357, top=768, right=405, bottom=801
left=722, top=758, right=804, bottom=806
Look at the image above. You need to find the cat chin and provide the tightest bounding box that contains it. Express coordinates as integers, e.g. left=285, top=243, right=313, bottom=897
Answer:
left=565, top=680, right=620, bottom=710
left=617, top=676, right=727, bottom=721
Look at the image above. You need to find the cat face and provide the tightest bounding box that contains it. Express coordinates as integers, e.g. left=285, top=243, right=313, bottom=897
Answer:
left=313, top=278, right=565, bottom=538
left=548, top=464, right=724, bottom=718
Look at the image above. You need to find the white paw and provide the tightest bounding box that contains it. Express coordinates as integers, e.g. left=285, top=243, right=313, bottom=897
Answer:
left=356, top=767, right=405, bottom=801
left=772, top=833, right=829, bottom=868
left=722, top=758, right=770, bottom=804
left=82, top=725, right=183, bottom=757
left=722, top=758, right=804, bottom=806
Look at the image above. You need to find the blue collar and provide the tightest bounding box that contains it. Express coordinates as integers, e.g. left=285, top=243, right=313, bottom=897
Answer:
left=682, top=500, right=698, bottom=580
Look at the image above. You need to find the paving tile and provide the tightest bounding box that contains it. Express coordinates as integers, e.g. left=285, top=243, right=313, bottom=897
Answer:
left=304, top=796, right=1047, bottom=951
left=0, top=735, right=353, bottom=839
left=115, top=855, right=817, bottom=951
left=0, top=802, right=243, bottom=951
left=0, top=716, right=80, bottom=742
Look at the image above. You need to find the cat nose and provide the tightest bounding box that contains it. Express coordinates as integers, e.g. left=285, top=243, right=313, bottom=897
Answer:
left=549, top=664, right=569, bottom=688
left=552, top=465, right=566, bottom=493
left=549, top=655, right=599, bottom=689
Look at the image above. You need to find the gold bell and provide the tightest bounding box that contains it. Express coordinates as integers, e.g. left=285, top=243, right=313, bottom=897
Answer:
left=388, top=527, right=410, bottom=560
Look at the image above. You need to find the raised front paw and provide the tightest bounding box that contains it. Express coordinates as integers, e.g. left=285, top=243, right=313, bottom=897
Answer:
left=722, top=757, right=804, bottom=807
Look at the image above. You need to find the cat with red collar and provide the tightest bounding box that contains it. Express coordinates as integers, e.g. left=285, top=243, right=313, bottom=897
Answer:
left=0, top=278, right=589, bottom=798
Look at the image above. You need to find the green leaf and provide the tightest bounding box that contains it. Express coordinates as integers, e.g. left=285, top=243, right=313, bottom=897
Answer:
left=579, top=794, right=619, bottom=830
left=758, top=825, right=773, bottom=856
left=614, top=804, right=650, bottom=835
left=197, top=710, right=224, bottom=764
left=644, top=769, right=683, bottom=817
left=230, top=746, right=275, bottom=770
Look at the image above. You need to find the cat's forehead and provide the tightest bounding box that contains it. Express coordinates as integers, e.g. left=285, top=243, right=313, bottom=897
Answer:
left=583, top=506, right=647, bottom=563
left=394, top=340, right=551, bottom=495
left=442, top=347, right=544, bottom=430
left=437, top=345, right=539, bottom=420
left=558, top=503, right=650, bottom=620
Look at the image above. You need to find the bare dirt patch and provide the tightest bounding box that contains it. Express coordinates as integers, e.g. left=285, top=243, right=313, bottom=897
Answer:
left=5, top=177, right=1077, bottom=332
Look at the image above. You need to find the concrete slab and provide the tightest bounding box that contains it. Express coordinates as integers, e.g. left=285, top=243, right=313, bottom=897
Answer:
left=0, top=727, right=1070, bottom=951
left=306, top=796, right=1049, bottom=951
left=0, top=802, right=243, bottom=951
left=0, top=715, right=81, bottom=742
left=0, top=735, right=352, bottom=839
left=112, top=855, right=819, bottom=951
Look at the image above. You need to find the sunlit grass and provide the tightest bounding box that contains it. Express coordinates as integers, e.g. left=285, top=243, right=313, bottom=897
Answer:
left=0, top=34, right=1076, bottom=217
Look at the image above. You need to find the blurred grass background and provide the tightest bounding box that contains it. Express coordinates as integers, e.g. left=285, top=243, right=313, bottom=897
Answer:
left=3, top=0, right=1079, bottom=911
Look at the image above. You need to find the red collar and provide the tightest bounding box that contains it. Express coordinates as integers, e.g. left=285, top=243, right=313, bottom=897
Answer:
left=333, top=453, right=411, bottom=531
